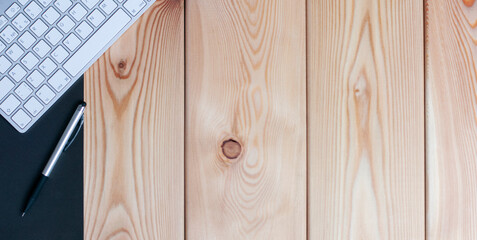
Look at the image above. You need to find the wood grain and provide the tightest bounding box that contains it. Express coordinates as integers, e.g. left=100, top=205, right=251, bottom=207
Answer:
left=307, top=0, right=425, bottom=239
left=185, top=0, right=306, bottom=239
left=426, top=0, right=477, bottom=238
left=83, top=1, right=184, bottom=239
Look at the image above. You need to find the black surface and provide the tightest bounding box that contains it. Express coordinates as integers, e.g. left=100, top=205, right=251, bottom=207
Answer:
left=0, top=77, right=83, bottom=239
left=23, top=175, right=49, bottom=217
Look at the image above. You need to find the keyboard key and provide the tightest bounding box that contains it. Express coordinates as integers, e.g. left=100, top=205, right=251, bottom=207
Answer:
left=31, top=19, right=48, bottom=37
left=63, top=33, right=81, bottom=51
left=0, top=41, right=5, bottom=52
left=0, top=77, right=15, bottom=101
left=75, top=21, right=93, bottom=39
left=100, top=0, right=117, bottom=14
left=0, top=94, right=20, bottom=116
left=25, top=2, right=42, bottom=19
left=45, top=28, right=63, bottom=45
left=0, top=56, right=12, bottom=73
left=36, top=85, right=55, bottom=104
left=15, top=82, right=33, bottom=100
left=82, top=0, right=101, bottom=9
left=18, top=0, right=30, bottom=5
left=52, top=46, right=69, bottom=63
left=24, top=97, right=44, bottom=116
left=12, top=13, right=30, bottom=31
left=33, top=40, right=51, bottom=58
left=21, top=52, right=40, bottom=70
left=87, top=9, right=105, bottom=27
left=48, top=70, right=70, bottom=92
left=1, top=26, right=18, bottom=43
left=6, top=3, right=21, bottom=18
left=27, top=70, right=45, bottom=88
left=18, top=31, right=36, bottom=49
left=39, top=0, right=54, bottom=7
left=70, top=4, right=87, bottom=21
left=58, top=16, right=75, bottom=33
left=39, top=58, right=57, bottom=75
left=43, top=7, right=61, bottom=24
left=12, top=109, right=32, bottom=129
left=0, top=16, right=7, bottom=29
left=9, top=64, right=27, bottom=82
left=54, top=0, right=73, bottom=12
left=124, top=0, right=146, bottom=16
left=65, top=9, right=131, bottom=76
left=5, top=44, right=24, bottom=61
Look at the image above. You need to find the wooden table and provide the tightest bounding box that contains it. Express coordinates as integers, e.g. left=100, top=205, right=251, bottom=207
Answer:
left=84, top=0, right=477, bottom=239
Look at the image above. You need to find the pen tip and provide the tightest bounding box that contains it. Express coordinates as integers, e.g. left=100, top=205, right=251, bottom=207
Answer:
left=22, top=212, right=25, bottom=217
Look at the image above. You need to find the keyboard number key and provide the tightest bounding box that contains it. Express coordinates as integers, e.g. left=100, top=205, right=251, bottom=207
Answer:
left=18, top=31, right=36, bottom=49
left=6, top=3, right=21, bottom=18
left=0, top=56, right=12, bottom=74
left=87, top=9, right=105, bottom=27
left=58, top=16, right=75, bottom=33
left=52, top=46, right=69, bottom=63
left=9, top=64, right=27, bottom=82
left=27, top=70, right=46, bottom=88
left=12, top=14, right=30, bottom=31
left=64, top=33, right=81, bottom=51
left=24, top=97, right=44, bottom=116
left=0, top=94, right=21, bottom=116
left=25, top=2, right=43, bottom=19
left=36, top=85, right=55, bottom=104
left=12, top=109, right=32, bottom=129
left=33, top=40, right=52, bottom=58
left=39, top=0, right=54, bottom=7
left=0, top=77, right=15, bottom=101
left=15, top=82, right=33, bottom=100
left=1, top=26, right=18, bottom=43
left=48, top=70, right=71, bottom=92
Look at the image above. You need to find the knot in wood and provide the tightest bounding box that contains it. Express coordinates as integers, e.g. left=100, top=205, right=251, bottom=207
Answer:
left=463, top=0, right=475, bottom=7
left=118, top=60, right=127, bottom=70
left=221, top=139, right=242, bottom=159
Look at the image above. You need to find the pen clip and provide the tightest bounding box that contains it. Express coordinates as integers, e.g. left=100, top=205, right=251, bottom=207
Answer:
left=63, top=116, right=84, bottom=152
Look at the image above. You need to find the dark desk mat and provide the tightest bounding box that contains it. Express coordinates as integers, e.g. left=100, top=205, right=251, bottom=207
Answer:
left=0, top=77, right=83, bottom=240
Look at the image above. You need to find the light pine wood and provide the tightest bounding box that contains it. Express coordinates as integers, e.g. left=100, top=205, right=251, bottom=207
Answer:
left=185, top=0, right=306, bottom=239
left=83, top=1, right=184, bottom=239
left=426, top=0, right=477, bottom=238
left=307, top=0, right=425, bottom=239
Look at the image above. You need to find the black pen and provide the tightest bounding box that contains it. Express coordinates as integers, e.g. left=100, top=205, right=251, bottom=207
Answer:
left=22, top=102, right=86, bottom=217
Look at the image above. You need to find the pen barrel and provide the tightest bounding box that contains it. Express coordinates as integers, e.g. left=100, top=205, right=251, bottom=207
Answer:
left=42, top=103, right=86, bottom=177
left=23, top=175, right=49, bottom=215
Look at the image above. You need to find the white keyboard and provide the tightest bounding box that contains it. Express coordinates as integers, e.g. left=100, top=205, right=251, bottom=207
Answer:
left=0, top=0, right=154, bottom=133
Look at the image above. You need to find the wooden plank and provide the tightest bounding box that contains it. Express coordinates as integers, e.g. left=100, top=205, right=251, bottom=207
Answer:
left=83, top=1, right=184, bottom=239
left=307, top=0, right=425, bottom=239
left=426, top=0, right=477, bottom=238
left=185, top=0, right=306, bottom=238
